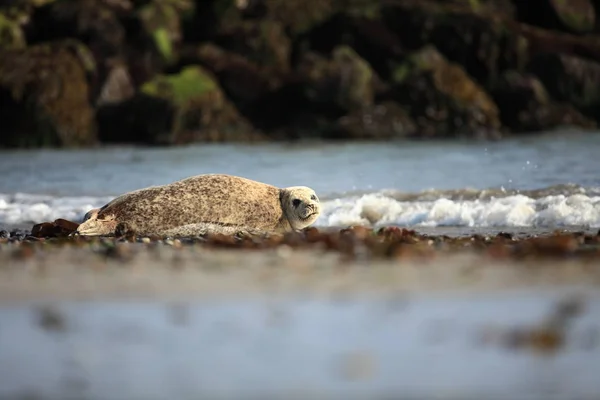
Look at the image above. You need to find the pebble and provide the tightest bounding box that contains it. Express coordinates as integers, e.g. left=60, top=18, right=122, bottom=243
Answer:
left=10, top=229, right=30, bottom=240
left=0, top=230, right=9, bottom=239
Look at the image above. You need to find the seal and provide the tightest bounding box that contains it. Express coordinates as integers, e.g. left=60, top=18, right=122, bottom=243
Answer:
left=75, top=174, right=321, bottom=237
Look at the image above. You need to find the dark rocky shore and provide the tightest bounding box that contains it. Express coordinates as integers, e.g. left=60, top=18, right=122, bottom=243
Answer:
left=1, top=0, right=600, bottom=148
left=1, top=217, right=598, bottom=264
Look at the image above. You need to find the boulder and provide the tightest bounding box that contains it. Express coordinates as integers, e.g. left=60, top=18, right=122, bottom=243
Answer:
left=212, top=18, right=291, bottom=73
left=296, top=46, right=379, bottom=114
left=23, top=0, right=184, bottom=97
left=331, top=102, right=417, bottom=139
left=95, top=61, right=136, bottom=106
left=186, top=43, right=280, bottom=105
left=0, top=11, right=26, bottom=49
left=25, top=0, right=125, bottom=59
left=97, top=65, right=258, bottom=145
left=387, top=46, right=501, bottom=138
left=0, top=40, right=97, bottom=148
left=381, top=2, right=529, bottom=86
left=512, top=0, right=596, bottom=34
left=528, top=52, right=600, bottom=121
left=136, top=0, right=194, bottom=66
left=296, top=13, right=406, bottom=81
left=24, top=0, right=128, bottom=100
left=490, top=70, right=596, bottom=132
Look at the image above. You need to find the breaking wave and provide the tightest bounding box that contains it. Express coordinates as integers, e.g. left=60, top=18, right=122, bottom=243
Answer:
left=1, top=184, right=599, bottom=229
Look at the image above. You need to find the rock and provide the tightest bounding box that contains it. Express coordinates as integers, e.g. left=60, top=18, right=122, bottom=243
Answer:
left=97, top=65, right=258, bottom=144
left=0, top=40, right=97, bottom=148
left=95, top=61, right=136, bottom=106
left=527, top=53, right=600, bottom=122
left=512, top=0, right=596, bottom=34
left=382, top=2, right=529, bottom=86
left=9, top=229, right=29, bottom=240
left=297, top=45, right=379, bottom=113
left=237, top=0, right=337, bottom=36
left=490, top=70, right=596, bottom=132
left=212, top=19, right=291, bottom=73
left=296, top=13, right=406, bottom=81
left=182, top=43, right=293, bottom=133
left=136, top=0, right=194, bottom=66
left=0, top=11, right=26, bottom=49
left=24, top=0, right=131, bottom=51
left=387, top=46, right=501, bottom=138
left=511, top=22, right=600, bottom=62
left=186, top=43, right=280, bottom=105
left=31, top=218, right=79, bottom=238
left=24, top=0, right=178, bottom=98
left=25, top=0, right=125, bottom=67
left=330, top=101, right=417, bottom=139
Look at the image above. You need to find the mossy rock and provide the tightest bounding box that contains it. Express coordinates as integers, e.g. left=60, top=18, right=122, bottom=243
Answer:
left=489, top=70, right=596, bottom=132
left=298, top=45, right=377, bottom=113
left=295, top=13, right=406, bottom=82
left=0, top=40, right=97, bottom=148
left=382, top=2, right=530, bottom=87
left=331, top=101, right=417, bottom=139
left=528, top=52, right=600, bottom=122
left=230, top=0, right=379, bottom=36
left=388, top=46, right=501, bottom=138
left=550, top=0, right=596, bottom=33
left=27, top=0, right=125, bottom=57
left=187, top=43, right=283, bottom=108
left=137, top=0, right=194, bottom=65
left=141, top=66, right=217, bottom=105
left=213, top=19, right=291, bottom=73
left=512, top=0, right=595, bottom=34
left=0, top=12, right=26, bottom=49
left=98, top=65, right=257, bottom=145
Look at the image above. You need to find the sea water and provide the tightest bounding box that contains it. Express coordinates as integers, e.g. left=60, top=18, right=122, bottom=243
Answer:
left=1, top=131, right=598, bottom=230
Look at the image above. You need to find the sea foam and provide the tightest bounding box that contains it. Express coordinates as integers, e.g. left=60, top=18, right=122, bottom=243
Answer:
left=320, top=192, right=600, bottom=228
left=1, top=189, right=599, bottom=229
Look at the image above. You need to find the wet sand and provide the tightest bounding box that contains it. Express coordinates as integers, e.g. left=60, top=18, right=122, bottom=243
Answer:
left=0, top=225, right=599, bottom=302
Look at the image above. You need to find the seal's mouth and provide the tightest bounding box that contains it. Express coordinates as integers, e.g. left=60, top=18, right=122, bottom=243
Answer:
left=300, top=211, right=318, bottom=221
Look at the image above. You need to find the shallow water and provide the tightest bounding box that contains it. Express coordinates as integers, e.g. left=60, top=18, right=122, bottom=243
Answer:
left=0, top=290, right=598, bottom=400
left=1, top=131, right=599, bottom=229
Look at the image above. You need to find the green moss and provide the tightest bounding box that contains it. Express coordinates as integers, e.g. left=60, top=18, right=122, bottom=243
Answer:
left=61, top=38, right=97, bottom=75
left=392, top=63, right=411, bottom=84
left=553, top=0, right=595, bottom=33
left=141, top=66, right=217, bottom=105
left=139, top=1, right=193, bottom=64
left=468, top=0, right=481, bottom=11
left=0, top=13, right=25, bottom=49
left=152, top=28, right=173, bottom=63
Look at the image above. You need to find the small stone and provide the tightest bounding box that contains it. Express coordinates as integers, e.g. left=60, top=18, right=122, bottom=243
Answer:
left=10, top=229, right=29, bottom=240
left=0, top=230, right=9, bottom=239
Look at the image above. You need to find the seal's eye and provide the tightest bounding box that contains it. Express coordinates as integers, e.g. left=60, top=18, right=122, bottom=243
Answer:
left=292, top=199, right=301, bottom=208
left=310, top=195, right=317, bottom=201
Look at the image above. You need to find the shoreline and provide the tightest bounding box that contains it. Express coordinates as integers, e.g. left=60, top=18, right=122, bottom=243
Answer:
left=1, top=226, right=599, bottom=302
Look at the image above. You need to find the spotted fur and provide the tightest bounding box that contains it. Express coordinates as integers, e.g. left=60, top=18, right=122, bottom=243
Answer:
left=76, top=174, right=320, bottom=237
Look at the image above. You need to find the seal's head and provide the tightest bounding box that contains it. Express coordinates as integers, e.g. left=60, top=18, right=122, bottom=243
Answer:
left=281, top=186, right=321, bottom=230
